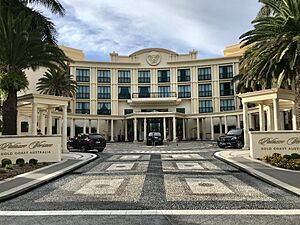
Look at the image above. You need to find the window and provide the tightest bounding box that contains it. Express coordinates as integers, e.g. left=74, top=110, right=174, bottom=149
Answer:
left=118, top=86, right=131, bottom=99
left=219, top=65, right=233, bottom=79
left=76, top=102, right=90, bottom=114
left=118, top=70, right=131, bottom=83
left=138, top=86, right=150, bottom=98
left=176, top=108, right=185, bottom=114
left=198, top=67, right=211, bottom=80
left=220, top=82, right=234, bottom=96
left=76, top=85, right=90, bottom=99
left=220, top=99, right=235, bottom=111
left=199, top=100, right=213, bottom=113
left=178, top=85, right=191, bottom=98
left=138, top=70, right=150, bottom=83
left=124, top=109, right=133, bottom=115
left=97, top=86, right=111, bottom=99
left=158, top=70, right=170, bottom=83
left=158, top=86, right=170, bottom=97
left=199, top=84, right=212, bottom=97
left=97, top=70, right=110, bottom=83
left=178, top=69, right=190, bottom=82
left=76, top=69, right=90, bottom=82
left=97, top=102, right=111, bottom=115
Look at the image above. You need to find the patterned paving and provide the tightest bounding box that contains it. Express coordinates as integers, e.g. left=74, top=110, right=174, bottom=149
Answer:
left=1, top=141, right=300, bottom=211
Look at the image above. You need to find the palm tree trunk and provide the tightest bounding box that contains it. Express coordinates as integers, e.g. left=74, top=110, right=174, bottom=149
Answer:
left=2, top=88, right=17, bottom=135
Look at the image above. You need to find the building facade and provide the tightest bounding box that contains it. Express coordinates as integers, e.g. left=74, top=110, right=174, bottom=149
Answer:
left=22, top=44, right=277, bottom=142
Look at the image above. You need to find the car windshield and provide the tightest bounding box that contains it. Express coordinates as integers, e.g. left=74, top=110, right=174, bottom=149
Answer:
left=89, top=134, right=103, bottom=139
left=148, top=132, right=161, bottom=137
left=227, top=129, right=242, bottom=136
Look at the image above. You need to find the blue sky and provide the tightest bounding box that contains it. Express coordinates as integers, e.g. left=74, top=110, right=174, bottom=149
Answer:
left=45, top=0, right=261, bottom=61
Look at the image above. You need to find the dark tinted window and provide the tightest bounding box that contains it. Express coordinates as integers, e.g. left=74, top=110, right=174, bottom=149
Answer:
left=227, top=129, right=242, bottom=135
left=89, top=134, right=103, bottom=139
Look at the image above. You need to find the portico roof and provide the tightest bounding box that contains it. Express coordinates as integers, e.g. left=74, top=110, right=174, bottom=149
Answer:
left=238, top=88, right=295, bottom=105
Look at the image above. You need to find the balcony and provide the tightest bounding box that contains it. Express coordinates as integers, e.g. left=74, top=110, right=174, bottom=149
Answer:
left=128, top=92, right=181, bottom=106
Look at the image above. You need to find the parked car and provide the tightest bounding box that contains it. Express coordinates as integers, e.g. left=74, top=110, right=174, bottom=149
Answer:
left=146, top=132, right=163, bottom=146
left=217, top=128, right=244, bottom=149
left=67, top=133, right=106, bottom=152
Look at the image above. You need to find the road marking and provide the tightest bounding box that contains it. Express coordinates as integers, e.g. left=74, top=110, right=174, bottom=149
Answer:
left=1, top=210, right=300, bottom=216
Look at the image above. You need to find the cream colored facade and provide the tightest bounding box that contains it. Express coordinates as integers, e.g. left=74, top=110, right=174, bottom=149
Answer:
left=21, top=44, right=293, bottom=143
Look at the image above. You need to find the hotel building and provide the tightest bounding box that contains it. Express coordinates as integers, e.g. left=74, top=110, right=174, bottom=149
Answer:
left=20, top=44, right=291, bottom=143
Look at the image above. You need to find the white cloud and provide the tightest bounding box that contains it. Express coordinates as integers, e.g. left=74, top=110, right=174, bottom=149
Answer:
left=50, top=0, right=261, bottom=61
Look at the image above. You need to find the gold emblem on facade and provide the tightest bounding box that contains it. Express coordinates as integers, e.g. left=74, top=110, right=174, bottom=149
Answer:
left=146, top=51, right=161, bottom=66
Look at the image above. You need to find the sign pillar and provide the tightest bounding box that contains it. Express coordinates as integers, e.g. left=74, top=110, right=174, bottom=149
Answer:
left=243, top=102, right=249, bottom=149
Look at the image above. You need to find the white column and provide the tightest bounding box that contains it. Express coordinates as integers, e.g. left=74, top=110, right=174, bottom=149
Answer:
left=243, top=102, right=249, bottom=149
left=47, top=108, right=52, bottom=135
left=219, top=117, right=222, bottom=136
left=39, top=112, right=45, bottom=135
left=139, top=119, right=142, bottom=141
left=31, top=103, right=38, bottom=135
left=62, top=105, right=68, bottom=152
left=292, top=104, right=297, bottom=130
left=210, top=117, right=214, bottom=140
left=196, top=118, right=200, bottom=140
left=280, top=112, right=285, bottom=130
left=97, top=119, right=100, bottom=133
left=88, top=119, right=92, bottom=133
left=110, top=119, right=114, bottom=142
left=236, top=114, right=240, bottom=128
left=248, top=113, right=253, bottom=130
left=266, top=106, right=274, bottom=131
left=134, top=118, right=138, bottom=143
left=224, top=116, right=228, bottom=134
left=202, top=118, right=206, bottom=140
left=163, top=117, right=167, bottom=141
left=273, top=98, right=279, bottom=131
left=70, top=118, right=75, bottom=138
left=125, top=120, right=128, bottom=141
left=17, top=111, right=21, bottom=135
left=57, top=117, right=62, bottom=134
left=83, top=119, right=87, bottom=134
left=182, top=119, right=186, bottom=140
left=106, top=120, right=109, bottom=140
left=173, top=116, right=176, bottom=142
left=259, top=104, right=265, bottom=131
left=143, top=118, right=147, bottom=142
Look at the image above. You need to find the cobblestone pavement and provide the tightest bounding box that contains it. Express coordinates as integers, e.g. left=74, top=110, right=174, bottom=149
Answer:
left=1, top=141, right=300, bottom=211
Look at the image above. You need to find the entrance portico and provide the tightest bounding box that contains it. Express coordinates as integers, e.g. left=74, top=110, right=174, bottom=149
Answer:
left=17, top=94, right=70, bottom=153
left=239, top=88, right=297, bottom=149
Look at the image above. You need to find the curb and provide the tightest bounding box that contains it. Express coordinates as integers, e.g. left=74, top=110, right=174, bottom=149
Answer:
left=214, top=151, right=300, bottom=197
left=0, top=153, right=98, bottom=202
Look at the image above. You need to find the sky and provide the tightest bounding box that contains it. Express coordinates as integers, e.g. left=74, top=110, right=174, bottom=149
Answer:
left=43, top=0, right=261, bottom=61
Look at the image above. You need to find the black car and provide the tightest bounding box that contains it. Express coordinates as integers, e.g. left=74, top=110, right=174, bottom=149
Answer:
left=67, top=133, right=106, bottom=152
left=146, top=132, right=163, bottom=146
left=217, top=128, right=244, bottom=149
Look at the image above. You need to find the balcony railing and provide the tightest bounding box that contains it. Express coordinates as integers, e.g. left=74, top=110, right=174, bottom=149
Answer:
left=132, top=92, right=177, bottom=98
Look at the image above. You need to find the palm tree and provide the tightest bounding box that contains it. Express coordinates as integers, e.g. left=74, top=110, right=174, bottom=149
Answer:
left=0, top=6, right=67, bottom=135
left=37, top=68, right=77, bottom=97
left=239, top=0, right=300, bottom=125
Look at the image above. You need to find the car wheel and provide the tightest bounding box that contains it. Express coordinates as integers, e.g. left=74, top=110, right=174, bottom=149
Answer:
left=80, top=145, right=86, bottom=152
left=236, top=141, right=244, bottom=149
left=218, top=144, right=225, bottom=148
left=97, top=148, right=104, bottom=152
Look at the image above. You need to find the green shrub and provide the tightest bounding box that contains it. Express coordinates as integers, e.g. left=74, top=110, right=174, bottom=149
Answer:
left=1, top=159, right=12, bottom=168
left=16, top=158, right=25, bottom=167
left=285, top=159, right=300, bottom=170
left=283, top=155, right=292, bottom=160
left=0, top=168, right=6, bottom=174
left=290, top=153, right=300, bottom=160
left=5, top=164, right=13, bottom=170
left=272, top=153, right=281, bottom=158
left=263, top=155, right=272, bottom=162
left=29, top=159, right=38, bottom=165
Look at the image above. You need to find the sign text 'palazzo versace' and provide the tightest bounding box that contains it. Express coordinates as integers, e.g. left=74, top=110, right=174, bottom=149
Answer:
left=19, top=44, right=295, bottom=149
